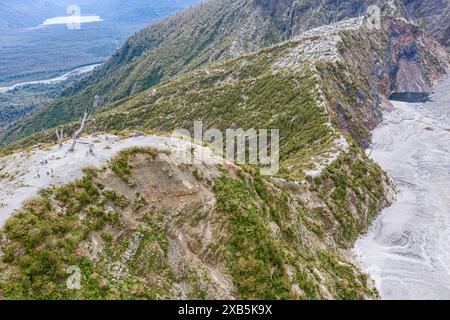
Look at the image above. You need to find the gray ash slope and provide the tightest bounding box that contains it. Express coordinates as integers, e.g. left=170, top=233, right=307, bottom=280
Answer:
left=355, top=76, right=450, bottom=300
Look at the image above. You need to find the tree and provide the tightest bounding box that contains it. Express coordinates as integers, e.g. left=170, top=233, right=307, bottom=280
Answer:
left=69, top=112, right=90, bottom=152
left=55, top=128, right=65, bottom=148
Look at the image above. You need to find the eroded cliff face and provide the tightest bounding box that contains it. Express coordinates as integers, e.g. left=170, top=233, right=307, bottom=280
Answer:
left=384, top=20, right=449, bottom=94
left=253, top=0, right=449, bottom=47
left=305, top=18, right=449, bottom=148
left=402, top=0, right=450, bottom=47
left=0, top=143, right=392, bottom=299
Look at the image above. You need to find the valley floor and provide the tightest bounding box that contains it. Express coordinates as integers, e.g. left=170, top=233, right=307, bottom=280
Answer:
left=355, top=77, right=450, bottom=299
left=0, top=63, right=102, bottom=94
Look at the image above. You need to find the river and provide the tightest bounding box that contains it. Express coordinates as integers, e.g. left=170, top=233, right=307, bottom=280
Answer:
left=0, top=63, right=102, bottom=94
left=355, top=77, right=450, bottom=299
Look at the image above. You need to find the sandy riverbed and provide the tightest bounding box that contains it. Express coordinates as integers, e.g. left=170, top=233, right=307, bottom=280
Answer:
left=355, top=77, right=450, bottom=299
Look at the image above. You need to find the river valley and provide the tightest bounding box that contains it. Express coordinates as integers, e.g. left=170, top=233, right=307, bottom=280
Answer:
left=355, top=77, right=450, bottom=299
left=0, top=63, right=101, bottom=94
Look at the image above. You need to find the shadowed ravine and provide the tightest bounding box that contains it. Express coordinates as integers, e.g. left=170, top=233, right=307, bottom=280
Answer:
left=355, top=76, right=450, bottom=299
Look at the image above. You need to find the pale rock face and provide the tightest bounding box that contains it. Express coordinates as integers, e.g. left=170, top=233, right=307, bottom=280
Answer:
left=273, top=34, right=343, bottom=68
left=272, top=17, right=364, bottom=69
left=396, top=59, right=430, bottom=93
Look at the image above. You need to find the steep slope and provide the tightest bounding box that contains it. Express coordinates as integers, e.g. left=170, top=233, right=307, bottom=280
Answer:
left=403, top=0, right=450, bottom=47
left=0, top=134, right=391, bottom=299
left=2, top=14, right=448, bottom=301
left=0, top=0, right=62, bottom=30
left=0, top=17, right=410, bottom=300
left=64, top=0, right=449, bottom=102
left=2, top=0, right=448, bottom=145
left=0, top=1, right=448, bottom=301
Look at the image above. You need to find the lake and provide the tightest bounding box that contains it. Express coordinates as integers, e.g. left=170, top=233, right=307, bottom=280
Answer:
left=42, top=16, right=103, bottom=27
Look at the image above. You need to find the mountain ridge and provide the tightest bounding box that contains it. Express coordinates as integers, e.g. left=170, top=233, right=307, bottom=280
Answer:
left=1, top=14, right=448, bottom=150
left=2, top=0, right=448, bottom=146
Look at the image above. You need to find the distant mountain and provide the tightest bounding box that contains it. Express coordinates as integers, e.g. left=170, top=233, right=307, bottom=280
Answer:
left=82, top=0, right=200, bottom=24
left=0, top=0, right=201, bottom=140
left=0, top=0, right=200, bottom=29
left=0, top=0, right=62, bottom=29
left=71, top=0, right=450, bottom=100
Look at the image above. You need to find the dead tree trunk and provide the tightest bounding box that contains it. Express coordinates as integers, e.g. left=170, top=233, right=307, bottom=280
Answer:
left=69, top=112, right=90, bottom=152
left=55, top=128, right=65, bottom=148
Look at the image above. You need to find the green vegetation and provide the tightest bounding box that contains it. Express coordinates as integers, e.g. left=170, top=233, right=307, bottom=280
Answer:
left=1, top=1, right=447, bottom=153
left=109, top=147, right=158, bottom=185
left=1, top=176, right=114, bottom=299
left=0, top=149, right=171, bottom=299
left=308, top=144, right=387, bottom=245
left=0, top=0, right=377, bottom=147
left=213, top=165, right=380, bottom=299
left=0, top=4, right=408, bottom=300
left=1, top=40, right=338, bottom=180
left=0, top=77, right=91, bottom=133
left=214, top=170, right=293, bottom=299
left=0, top=145, right=385, bottom=300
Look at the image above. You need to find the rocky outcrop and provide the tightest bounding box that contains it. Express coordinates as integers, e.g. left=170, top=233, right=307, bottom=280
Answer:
left=402, top=0, right=450, bottom=47
left=384, top=19, right=449, bottom=94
